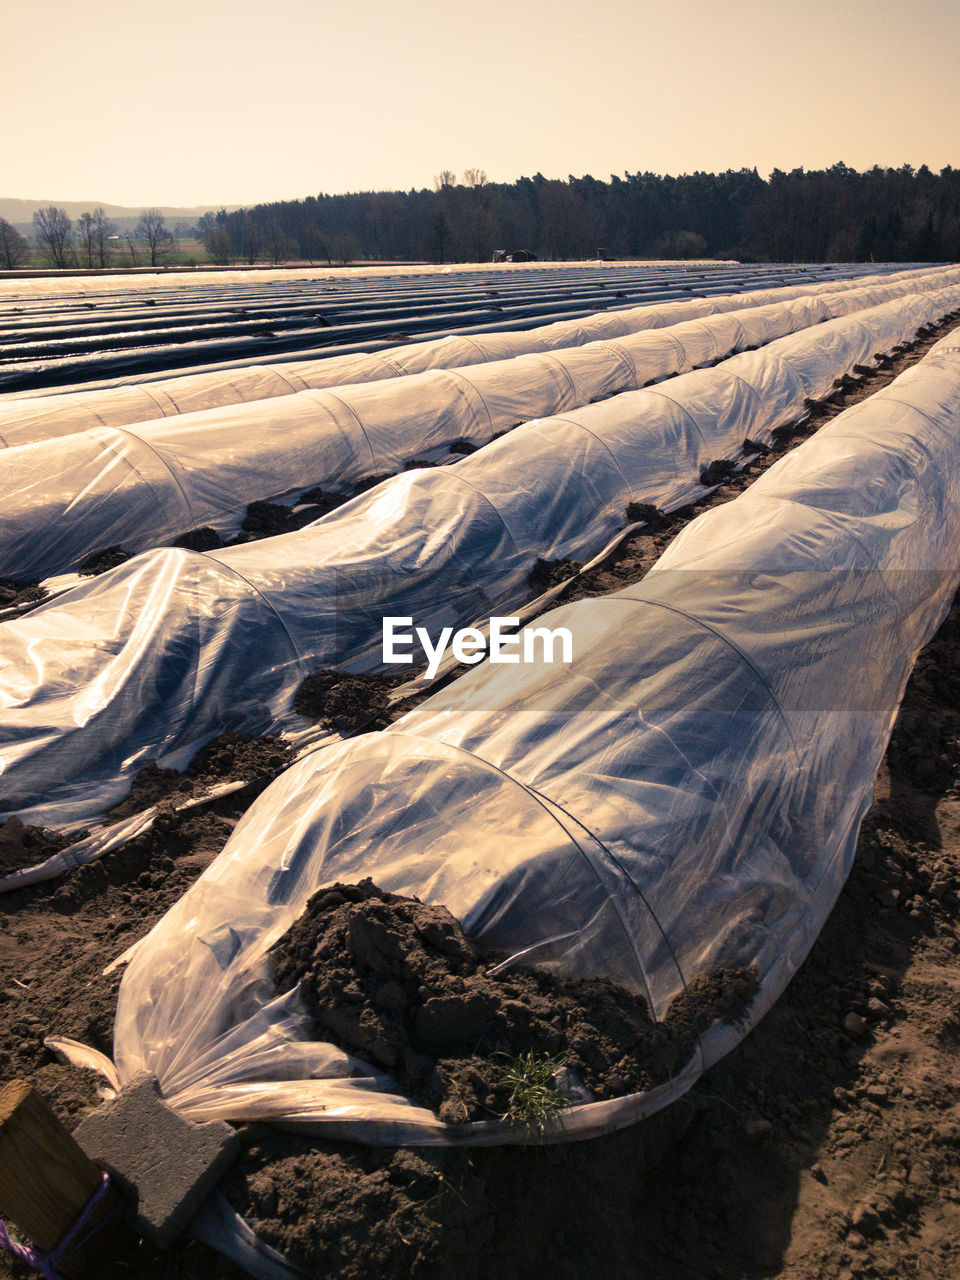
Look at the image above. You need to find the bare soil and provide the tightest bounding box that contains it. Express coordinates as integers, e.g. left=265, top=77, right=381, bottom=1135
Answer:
left=3, top=318, right=960, bottom=1279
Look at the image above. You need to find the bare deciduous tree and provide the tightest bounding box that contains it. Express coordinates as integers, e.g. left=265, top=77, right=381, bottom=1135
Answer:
left=135, top=208, right=174, bottom=267
left=235, top=211, right=261, bottom=265
left=462, top=168, right=487, bottom=188
left=0, top=218, right=30, bottom=269
left=77, top=212, right=96, bottom=267
left=90, top=207, right=114, bottom=267
left=32, top=205, right=73, bottom=268
left=433, top=170, right=456, bottom=191
left=263, top=219, right=295, bottom=265
left=332, top=233, right=360, bottom=266
left=301, top=222, right=334, bottom=267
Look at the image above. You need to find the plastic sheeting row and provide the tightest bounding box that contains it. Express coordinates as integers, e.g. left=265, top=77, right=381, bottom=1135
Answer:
left=60, top=323, right=960, bottom=1149
left=2, top=265, right=957, bottom=447
left=5, top=276, right=955, bottom=582
left=3, top=286, right=958, bottom=828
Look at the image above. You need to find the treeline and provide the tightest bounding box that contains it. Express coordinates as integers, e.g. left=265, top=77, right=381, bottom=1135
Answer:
left=5, top=164, right=960, bottom=271
left=202, top=164, right=960, bottom=265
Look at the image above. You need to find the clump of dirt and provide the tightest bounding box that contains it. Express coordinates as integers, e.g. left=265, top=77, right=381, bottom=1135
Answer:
left=0, top=816, right=75, bottom=873
left=293, top=670, right=406, bottom=733
left=270, top=878, right=758, bottom=1126
left=241, top=499, right=328, bottom=536
left=298, top=485, right=348, bottom=516
left=742, top=436, right=771, bottom=456
left=240, top=482, right=387, bottom=539
left=0, top=575, right=44, bottom=610
left=173, top=526, right=225, bottom=552
left=77, top=545, right=131, bottom=575
left=699, top=457, right=740, bottom=487
left=528, top=557, right=583, bottom=594
left=625, top=500, right=669, bottom=529
left=222, top=1128, right=484, bottom=1280
left=351, top=472, right=394, bottom=495
left=106, top=733, right=294, bottom=821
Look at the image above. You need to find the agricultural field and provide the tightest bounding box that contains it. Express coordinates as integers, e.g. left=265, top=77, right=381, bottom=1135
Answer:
left=3, top=259, right=960, bottom=1280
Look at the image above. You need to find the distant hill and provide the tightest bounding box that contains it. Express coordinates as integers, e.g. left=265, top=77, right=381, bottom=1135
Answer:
left=0, top=199, right=238, bottom=233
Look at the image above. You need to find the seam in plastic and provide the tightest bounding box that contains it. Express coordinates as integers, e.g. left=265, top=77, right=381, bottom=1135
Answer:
left=600, top=337, right=654, bottom=389
left=725, top=366, right=774, bottom=429
left=416, top=471, right=527, bottom=566
left=540, top=351, right=581, bottom=403
left=868, top=393, right=960, bottom=435
left=627, top=386, right=710, bottom=451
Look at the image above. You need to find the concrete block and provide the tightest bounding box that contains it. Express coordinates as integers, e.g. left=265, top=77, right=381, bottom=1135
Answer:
left=74, top=1071, right=239, bottom=1249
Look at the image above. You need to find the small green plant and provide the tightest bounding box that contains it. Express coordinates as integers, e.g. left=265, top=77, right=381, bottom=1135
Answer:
left=486, top=1051, right=568, bottom=1131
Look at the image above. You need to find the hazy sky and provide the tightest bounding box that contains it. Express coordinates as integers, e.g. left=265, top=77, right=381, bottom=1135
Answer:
left=3, top=0, right=958, bottom=207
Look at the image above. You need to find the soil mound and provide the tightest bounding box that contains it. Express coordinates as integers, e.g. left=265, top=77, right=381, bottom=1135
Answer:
left=106, top=733, right=294, bottom=821
left=528, top=557, right=583, bottom=594
left=293, top=670, right=405, bottom=733
left=0, top=575, right=44, bottom=610
left=271, top=878, right=757, bottom=1126
left=0, top=815, right=74, bottom=873
left=77, top=545, right=131, bottom=575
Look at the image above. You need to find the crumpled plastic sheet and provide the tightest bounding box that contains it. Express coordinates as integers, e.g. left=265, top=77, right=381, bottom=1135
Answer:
left=1, top=265, right=956, bottom=448
left=2, top=289, right=959, bottom=829
left=51, top=325, right=958, bottom=1149
left=4, top=273, right=958, bottom=582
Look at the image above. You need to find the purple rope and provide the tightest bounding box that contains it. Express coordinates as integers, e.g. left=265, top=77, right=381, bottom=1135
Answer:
left=0, top=1171, right=112, bottom=1279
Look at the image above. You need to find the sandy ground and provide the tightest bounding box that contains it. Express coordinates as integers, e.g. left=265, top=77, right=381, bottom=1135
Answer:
left=2, top=320, right=960, bottom=1278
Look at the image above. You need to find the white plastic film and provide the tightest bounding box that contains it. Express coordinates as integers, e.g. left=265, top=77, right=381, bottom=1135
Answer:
left=1, top=279, right=958, bottom=581
left=2, top=292, right=958, bottom=826
left=2, top=265, right=957, bottom=448
left=98, top=329, right=960, bottom=1146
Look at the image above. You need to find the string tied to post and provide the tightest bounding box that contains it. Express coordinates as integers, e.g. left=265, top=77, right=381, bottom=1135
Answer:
left=0, top=1170, right=113, bottom=1279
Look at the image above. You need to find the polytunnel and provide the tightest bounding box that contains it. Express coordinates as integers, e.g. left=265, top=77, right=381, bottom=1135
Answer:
left=2, top=286, right=958, bottom=825
left=1, top=264, right=957, bottom=446
left=0, top=261, right=918, bottom=395
left=2, top=276, right=959, bottom=582
left=45, top=324, right=960, bottom=1148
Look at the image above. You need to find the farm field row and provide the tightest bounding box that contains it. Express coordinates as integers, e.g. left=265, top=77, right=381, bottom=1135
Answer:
left=3, top=264, right=960, bottom=1280
left=0, top=260, right=926, bottom=392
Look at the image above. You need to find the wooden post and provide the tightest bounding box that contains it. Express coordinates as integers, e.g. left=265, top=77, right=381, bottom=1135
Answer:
left=0, top=1080, right=128, bottom=1278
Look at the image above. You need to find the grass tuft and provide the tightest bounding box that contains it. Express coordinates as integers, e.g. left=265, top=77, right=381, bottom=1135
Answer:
left=486, top=1051, right=568, bottom=1131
